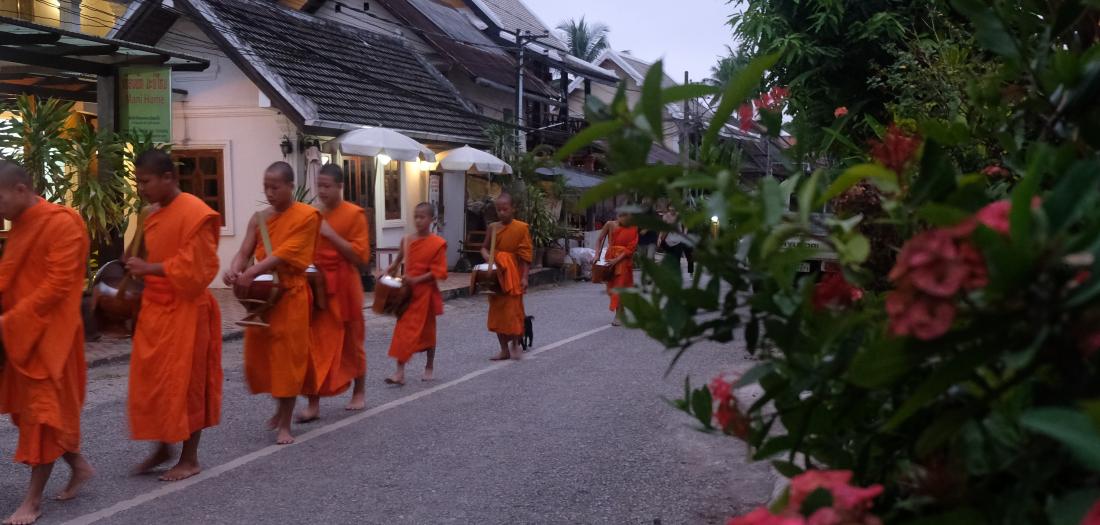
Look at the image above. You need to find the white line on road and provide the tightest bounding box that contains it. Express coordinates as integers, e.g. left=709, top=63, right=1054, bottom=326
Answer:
left=61, top=324, right=613, bottom=525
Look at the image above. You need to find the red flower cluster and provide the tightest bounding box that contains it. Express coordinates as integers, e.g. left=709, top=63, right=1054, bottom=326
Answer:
left=886, top=199, right=1028, bottom=340
left=739, top=86, right=790, bottom=132
left=1083, top=499, right=1100, bottom=525
left=812, top=272, right=864, bottom=311
left=981, top=164, right=1010, bottom=179
left=869, top=125, right=921, bottom=174
left=834, top=106, right=849, bottom=118
left=709, top=373, right=750, bottom=439
left=728, top=470, right=882, bottom=525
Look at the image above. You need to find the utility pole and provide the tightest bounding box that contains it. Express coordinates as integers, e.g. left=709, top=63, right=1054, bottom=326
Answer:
left=512, top=29, right=550, bottom=155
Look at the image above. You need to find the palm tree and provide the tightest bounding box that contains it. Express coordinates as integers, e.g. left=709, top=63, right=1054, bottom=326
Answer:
left=556, top=17, right=610, bottom=62
left=709, top=46, right=752, bottom=86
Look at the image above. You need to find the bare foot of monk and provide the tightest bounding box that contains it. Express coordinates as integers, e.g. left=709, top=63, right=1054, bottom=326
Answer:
left=56, top=453, right=94, bottom=501
left=345, top=392, right=366, bottom=411
left=3, top=502, right=40, bottom=525
left=295, top=397, right=320, bottom=423
left=422, top=368, right=434, bottom=382
left=132, top=445, right=172, bottom=476
left=266, top=413, right=279, bottom=431
left=159, top=461, right=201, bottom=482
left=489, top=351, right=510, bottom=361
left=384, top=375, right=405, bottom=386
left=276, top=428, right=295, bottom=445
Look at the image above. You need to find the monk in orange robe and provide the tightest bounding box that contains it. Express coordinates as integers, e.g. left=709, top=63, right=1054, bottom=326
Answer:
left=594, top=211, right=639, bottom=325
left=482, top=194, right=532, bottom=361
left=0, top=162, right=94, bottom=525
left=224, top=162, right=320, bottom=445
left=297, top=164, right=370, bottom=422
left=124, top=150, right=222, bottom=482
left=384, top=203, right=447, bottom=385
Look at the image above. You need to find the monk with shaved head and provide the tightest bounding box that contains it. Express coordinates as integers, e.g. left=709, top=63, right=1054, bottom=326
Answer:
left=482, top=193, right=532, bottom=361
left=224, top=161, right=320, bottom=445
left=0, top=161, right=94, bottom=524
left=126, top=149, right=223, bottom=481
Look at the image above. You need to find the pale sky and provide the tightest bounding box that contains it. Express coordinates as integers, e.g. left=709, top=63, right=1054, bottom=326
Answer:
left=525, top=0, right=737, bottom=83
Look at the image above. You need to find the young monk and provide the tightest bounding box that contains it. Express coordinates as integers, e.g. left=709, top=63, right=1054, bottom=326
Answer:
left=594, top=211, right=639, bottom=326
left=125, top=149, right=223, bottom=481
left=297, top=164, right=370, bottom=422
left=482, top=193, right=533, bottom=361
left=0, top=161, right=94, bottom=525
left=223, top=162, right=320, bottom=445
left=384, top=203, right=447, bottom=385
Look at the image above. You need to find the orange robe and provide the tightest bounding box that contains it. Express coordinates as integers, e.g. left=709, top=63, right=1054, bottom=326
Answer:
left=606, top=225, right=639, bottom=311
left=487, top=220, right=532, bottom=336
left=129, top=193, right=223, bottom=442
left=244, top=202, right=320, bottom=398
left=0, top=198, right=89, bottom=465
left=388, top=235, right=447, bottom=364
left=305, top=201, right=369, bottom=396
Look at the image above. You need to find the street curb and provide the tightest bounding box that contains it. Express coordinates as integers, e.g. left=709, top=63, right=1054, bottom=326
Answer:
left=87, top=268, right=567, bottom=369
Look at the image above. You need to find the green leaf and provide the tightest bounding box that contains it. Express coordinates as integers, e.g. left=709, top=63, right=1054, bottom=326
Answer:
left=846, top=337, right=913, bottom=389
left=771, top=460, right=804, bottom=478
left=1045, top=160, right=1100, bottom=232
left=951, top=0, right=1020, bottom=61
left=1020, top=408, right=1100, bottom=471
left=798, top=170, right=822, bottom=225
left=736, top=363, right=775, bottom=388
left=836, top=234, right=870, bottom=265
left=579, top=165, right=682, bottom=208
left=691, top=385, right=715, bottom=430
left=638, top=59, right=665, bottom=137
left=661, top=83, right=721, bottom=104
left=916, top=410, right=971, bottom=457
left=884, top=349, right=994, bottom=430
left=916, top=203, right=970, bottom=227
left=555, top=120, right=623, bottom=161
left=818, top=163, right=899, bottom=205
left=799, top=488, right=834, bottom=517
left=702, top=52, right=781, bottom=157
left=910, top=141, right=957, bottom=205
left=761, top=176, right=786, bottom=226
left=1009, top=146, right=1048, bottom=246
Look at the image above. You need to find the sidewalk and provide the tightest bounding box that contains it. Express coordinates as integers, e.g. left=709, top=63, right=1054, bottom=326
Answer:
left=84, top=268, right=565, bottom=367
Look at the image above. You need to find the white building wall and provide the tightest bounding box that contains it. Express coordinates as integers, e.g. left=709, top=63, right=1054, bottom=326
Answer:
left=158, top=17, right=308, bottom=287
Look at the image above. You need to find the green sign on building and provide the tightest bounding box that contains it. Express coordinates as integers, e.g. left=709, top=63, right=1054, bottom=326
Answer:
left=119, top=66, right=172, bottom=142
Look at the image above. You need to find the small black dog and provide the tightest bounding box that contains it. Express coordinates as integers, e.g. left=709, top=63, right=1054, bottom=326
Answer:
left=521, top=315, right=534, bottom=351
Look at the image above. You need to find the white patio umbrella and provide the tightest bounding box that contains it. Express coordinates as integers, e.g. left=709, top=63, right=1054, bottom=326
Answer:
left=324, top=127, right=437, bottom=162
left=435, top=145, right=512, bottom=174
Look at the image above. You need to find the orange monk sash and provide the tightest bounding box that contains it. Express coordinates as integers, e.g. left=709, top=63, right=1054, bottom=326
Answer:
left=314, top=249, right=359, bottom=321
left=495, top=252, right=524, bottom=296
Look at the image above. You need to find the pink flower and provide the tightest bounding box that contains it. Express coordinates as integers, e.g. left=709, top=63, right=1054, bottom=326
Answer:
left=975, top=200, right=1011, bottom=234
left=982, top=165, right=1010, bottom=178
left=1081, top=500, right=1100, bottom=525
left=886, top=288, right=958, bottom=340
left=834, top=107, right=849, bottom=118
left=709, top=373, right=750, bottom=439
left=869, top=124, right=921, bottom=174
left=739, top=103, right=755, bottom=131
left=789, top=471, right=856, bottom=510
left=807, top=508, right=842, bottom=525
left=728, top=508, right=805, bottom=525
left=812, top=272, right=864, bottom=311
left=889, top=230, right=987, bottom=298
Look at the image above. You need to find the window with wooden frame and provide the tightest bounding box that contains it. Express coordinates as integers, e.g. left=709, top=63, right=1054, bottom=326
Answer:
left=172, top=149, right=226, bottom=225
left=383, top=159, right=402, bottom=221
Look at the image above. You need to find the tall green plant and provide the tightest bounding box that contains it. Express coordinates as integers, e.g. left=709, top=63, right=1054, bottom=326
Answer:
left=65, top=119, right=136, bottom=246
left=556, top=17, right=610, bottom=62
left=0, top=95, right=74, bottom=202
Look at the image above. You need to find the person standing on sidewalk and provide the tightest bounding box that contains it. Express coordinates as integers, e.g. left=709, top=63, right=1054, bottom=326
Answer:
left=384, top=203, right=447, bottom=385
left=297, top=164, right=371, bottom=422
left=594, top=211, right=639, bottom=326
left=0, top=161, right=95, bottom=525
left=483, top=194, right=532, bottom=361
left=660, top=207, right=694, bottom=275
left=125, top=150, right=223, bottom=482
left=224, top=162, right=320, bottom=446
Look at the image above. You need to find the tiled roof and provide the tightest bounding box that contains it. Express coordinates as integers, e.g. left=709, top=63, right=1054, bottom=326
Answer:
left=474, top=0, right=567, bottom=51
left=178, top=0, right=486, bottom=143
left=376, top=0, right=554, bottom=97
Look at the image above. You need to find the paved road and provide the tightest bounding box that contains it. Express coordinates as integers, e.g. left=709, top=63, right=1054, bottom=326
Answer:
left=0, top=282, right=773, bottom=524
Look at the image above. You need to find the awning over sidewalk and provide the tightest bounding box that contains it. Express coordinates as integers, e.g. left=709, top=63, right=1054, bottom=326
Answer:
left=0, top=14, right=209, bottom=101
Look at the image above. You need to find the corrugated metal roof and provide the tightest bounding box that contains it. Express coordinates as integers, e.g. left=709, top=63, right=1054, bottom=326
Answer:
left=475, top=0, right=567, bottom=51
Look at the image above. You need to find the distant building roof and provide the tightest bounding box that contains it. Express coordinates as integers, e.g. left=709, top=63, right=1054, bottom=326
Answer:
left=536, top=165, right=605, bottom=189
left=375, top=0, right=555, bottom=98
left=469, top=0, right=568, bottom=51
left=126, top=0, right=488, bottom=144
